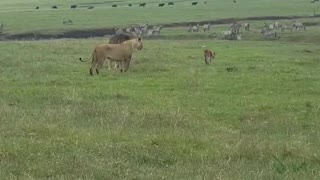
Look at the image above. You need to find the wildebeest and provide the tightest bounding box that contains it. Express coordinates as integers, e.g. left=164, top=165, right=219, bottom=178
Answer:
left=192, top=2, right=198, bottom=5
left=52, top=6, right=58, bottom=9
left=35, top=6, right=39, bottom=9
left=79, top=38, right=143, bottom=75
left=139, top=3, right=146, bottom=7
left=168, top=2, right=174, bottom=6
left=159, top=3, right=165, bottom=7
left=70, top=5, right=77, bottom=9
left=88, top=6, right=94, bottom=9
left=112, top=4, right=117, bottom=7
left=109, top=33, right=134, bottom=44
left=203, top=24, right=211, bottom=32
left=63, top=18, right=73, bottom=25
left=128, top=4, right=132, bottom=7
left=202, top=46, right=216, bottom=65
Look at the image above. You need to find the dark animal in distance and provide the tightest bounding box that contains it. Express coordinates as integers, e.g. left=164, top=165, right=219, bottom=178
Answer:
left=109, top=33, right=134, bottom=44
left=168, top=2, right=174, bottom=6
left=88, top=6, right=94, bottom=9
left=112, top=4, right=117, bottom=7
left=52, top=6, right=58, bottom=9
left=70, top=5, right=77, bottom=9
left=192, top=2, right=198, bottom=5
left=0, top=22, right=4, bottom=33
left=63, top=18, right=73, bottom=25
left=128, top=4, right=132, bottom=7
left=35, top=6, right=39, bottom=9
left=139, top=3, right=146, bottom=7
left=158, top=3, right=165, bottom=7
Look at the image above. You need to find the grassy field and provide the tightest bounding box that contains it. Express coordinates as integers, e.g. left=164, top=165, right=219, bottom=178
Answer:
left=1, top=0, right=320, bottom=179
left=0, top=0, right=317, bottom=35
left=1, top=36, right=320, bottom=179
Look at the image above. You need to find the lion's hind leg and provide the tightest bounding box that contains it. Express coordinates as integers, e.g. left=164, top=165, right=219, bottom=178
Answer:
left=90, top=50, right=99, bottom=76
left=90, top=62, right=96, bottom=76
left=96, top=58, right=106, bottom=75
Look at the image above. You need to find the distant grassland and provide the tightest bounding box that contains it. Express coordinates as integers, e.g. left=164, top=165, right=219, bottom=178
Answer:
left=0, top=0, right=316, bottom=35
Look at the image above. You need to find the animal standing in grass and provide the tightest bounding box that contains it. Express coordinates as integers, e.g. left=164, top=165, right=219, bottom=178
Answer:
left=0, top=22, right=3, bottom=33
left=243, top=23, right=250, bottom=31
left=79, top=38, right=143, bottom=75
left=70, top=5, right=77, bottom=9
left=108, top=33, right=135, bottom=69
left=203, top=23, right=211, bottom=32
left=192, top=2, right=198, bottom=5
left=202, top=46, right=216, bottom=65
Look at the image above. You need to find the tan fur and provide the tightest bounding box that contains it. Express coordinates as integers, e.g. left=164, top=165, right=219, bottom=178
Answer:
left=79, top=37, right=143, bottom=75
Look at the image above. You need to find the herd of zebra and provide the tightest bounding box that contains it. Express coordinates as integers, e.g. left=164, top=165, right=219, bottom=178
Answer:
left=111, top=20, right=307, bottom=40
left=187, top=24, right=211, bottom=32
left=188, top=21, right=307, bottom=40
left=114, top=24, right=163, bottom=37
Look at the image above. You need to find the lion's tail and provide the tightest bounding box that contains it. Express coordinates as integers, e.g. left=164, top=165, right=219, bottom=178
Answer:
left=79, top=51, right=94, bottom=62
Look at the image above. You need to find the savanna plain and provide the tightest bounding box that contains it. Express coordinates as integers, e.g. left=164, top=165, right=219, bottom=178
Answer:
left=0, top=0, right=320, bottom=179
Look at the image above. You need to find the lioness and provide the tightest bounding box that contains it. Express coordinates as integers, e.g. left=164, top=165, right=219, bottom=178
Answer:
left=79, top=37, right=143, bottom=75
left=108, top=33, right=135, bottom=70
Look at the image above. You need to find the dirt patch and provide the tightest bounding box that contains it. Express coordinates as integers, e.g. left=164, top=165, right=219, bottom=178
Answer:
left=0, top=15, right=317, bottom=41
left=0, top=28, right=115, bottom=41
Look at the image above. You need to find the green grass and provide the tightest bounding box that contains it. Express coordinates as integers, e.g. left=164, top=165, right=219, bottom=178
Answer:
left=0, top=0, right=317, bottom=35
left=1, top=0, right=320, bottom=179
left=1, top=37, right=320, bottom=179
